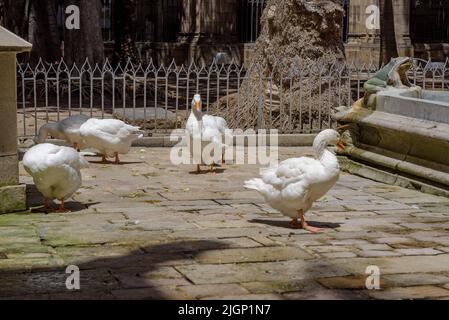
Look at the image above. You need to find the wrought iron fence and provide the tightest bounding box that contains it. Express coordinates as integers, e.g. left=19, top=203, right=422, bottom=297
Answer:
left=16, top=57, right=449, bottom=139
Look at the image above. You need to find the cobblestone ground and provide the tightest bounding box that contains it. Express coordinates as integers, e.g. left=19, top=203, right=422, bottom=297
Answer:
left=1, top=147, right=449, bottom=300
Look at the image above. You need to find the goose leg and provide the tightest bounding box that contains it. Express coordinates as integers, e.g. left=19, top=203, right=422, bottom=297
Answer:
left=101, top=154, right=108, bottom=164
left=221, top=152, right=225, bottom=164
left=209, top=164, right=216, bottom=175
left=114, top=152, right=120, bottom=165
left=196, top=164, right=201, bottom=174
left=289, top=218, right=301, bottom=229
left=56, top=199, right=70, bottom=213
left=297, top=209, right=323, bottom=233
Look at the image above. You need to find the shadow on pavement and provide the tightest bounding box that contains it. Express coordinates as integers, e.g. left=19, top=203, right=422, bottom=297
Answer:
left=0, top=240, right=230, bottom=300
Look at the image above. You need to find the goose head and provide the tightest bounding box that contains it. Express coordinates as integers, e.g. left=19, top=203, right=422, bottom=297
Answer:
left=191, top=94, right=203, bottom=120
left=313, top=129, right=345, bottom=158
left=34, top=123, right=59, bottom=144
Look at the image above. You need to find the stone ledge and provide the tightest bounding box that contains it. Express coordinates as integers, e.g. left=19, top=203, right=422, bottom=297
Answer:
left=335, top=105, right=449, bottom=190
left=338, top=156, right=449, bottom=198
left=0, top=184, right=27, bottom=214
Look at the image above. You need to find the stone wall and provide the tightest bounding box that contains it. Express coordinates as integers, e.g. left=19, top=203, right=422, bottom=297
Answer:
left=142, top=0, right=242, bottom=65
left=344, top=0, right=448, bottom=62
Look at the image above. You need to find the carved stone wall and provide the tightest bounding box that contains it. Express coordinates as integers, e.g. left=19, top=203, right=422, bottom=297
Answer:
left=344, top=0, right=448, bottom=63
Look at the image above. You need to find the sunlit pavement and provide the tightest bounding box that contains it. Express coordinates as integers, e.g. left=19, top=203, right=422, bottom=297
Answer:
left=1, top=147, right=449, bottom=299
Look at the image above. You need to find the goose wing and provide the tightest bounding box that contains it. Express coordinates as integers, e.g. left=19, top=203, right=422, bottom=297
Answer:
left=81, top=119, right=142, bottom=142
left=261, top=156, right=322, bottom=191
left=23, top=144, right=88, bottom=175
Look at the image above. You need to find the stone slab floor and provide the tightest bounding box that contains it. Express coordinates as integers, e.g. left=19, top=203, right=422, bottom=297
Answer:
left=1, top=147, right=449, bottom=300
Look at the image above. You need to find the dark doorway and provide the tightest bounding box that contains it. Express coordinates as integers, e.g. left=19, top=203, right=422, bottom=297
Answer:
left=410, top=0, right=449, bottom=43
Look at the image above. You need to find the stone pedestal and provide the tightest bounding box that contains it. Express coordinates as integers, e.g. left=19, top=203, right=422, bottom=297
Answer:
left=0, top=27, right=31, bottom=214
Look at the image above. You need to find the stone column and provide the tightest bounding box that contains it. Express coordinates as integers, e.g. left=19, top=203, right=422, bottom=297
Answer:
left=0, top=27, right=31, bottom=214
left=393, top=0, right=413, bottom=57
left=344, top=0, right=381, bottom=64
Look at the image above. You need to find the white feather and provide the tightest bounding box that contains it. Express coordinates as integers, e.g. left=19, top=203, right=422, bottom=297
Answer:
left=22, top=143, right=88, bottom=201
left=185, top=94, right=230, bottom=165
left=244, top=129, right=341, bottom=219
left=79, top=118, right=144, bottom=157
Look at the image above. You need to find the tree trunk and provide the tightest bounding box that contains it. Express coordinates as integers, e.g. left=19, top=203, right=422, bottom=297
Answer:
left=63, top=0, right=104, bottom=65
left=212, top=0, right=347, bottom=132
left=379, top=0, right=398, bottom=66
left=1, top=0, right=60, bottom=62
left=0, top=0, right=29, bottom=37
left=28, top=0, right=61, bottom=63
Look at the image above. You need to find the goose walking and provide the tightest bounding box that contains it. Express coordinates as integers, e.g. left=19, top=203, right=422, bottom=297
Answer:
left=79, top=118, right=144, bottom=164
left=35, top=114, right=90, bottom=151
left=22, top=143, right=89, bottom=212
left=186, top=94, right=230, bottom=173
left=244, top=129, right=345, bottom=233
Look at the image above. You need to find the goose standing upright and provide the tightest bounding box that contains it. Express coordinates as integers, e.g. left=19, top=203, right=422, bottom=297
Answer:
left=79, top=118, right=144, bottom=164
left=244, top=129, right=345, bottom=233
left=186, top=94, right=230, bottom=173
left=22, top=143, right=89, bottom=212
left=35, top=114, right=90, bottom=151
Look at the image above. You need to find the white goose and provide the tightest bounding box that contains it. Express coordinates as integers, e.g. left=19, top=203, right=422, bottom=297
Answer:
left=22, top=143, right=89, bottom=212
left=79, top=118, right=143, bottom=164
left=244, top=129, right=345, bottom=233
left=186, top=94, right=230, bottom=173
left=35, top=114, right=90, bottom=151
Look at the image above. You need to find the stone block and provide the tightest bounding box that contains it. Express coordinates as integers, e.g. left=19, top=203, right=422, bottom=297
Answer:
left=367, top=285, right=449, bottom=300
left=0, top=154, right=19, bottom=186
left=0, top=184, right=26, bottom=214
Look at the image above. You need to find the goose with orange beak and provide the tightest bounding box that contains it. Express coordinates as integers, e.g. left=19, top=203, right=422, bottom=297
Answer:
left=186, top=94, right=230, bottom=174
left=244, top=129, right=346, bottom=233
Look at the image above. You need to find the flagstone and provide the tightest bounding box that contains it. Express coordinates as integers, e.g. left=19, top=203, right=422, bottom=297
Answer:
left=0, top=146, right=446, bottom=300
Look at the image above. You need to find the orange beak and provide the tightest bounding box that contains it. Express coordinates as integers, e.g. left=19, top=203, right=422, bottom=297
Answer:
left=195, top=101, right=201, bottom=111
left=337, top=139, right=345, bottom=150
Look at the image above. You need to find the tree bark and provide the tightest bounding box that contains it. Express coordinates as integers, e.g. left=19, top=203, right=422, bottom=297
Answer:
left=28, top=0, right=61, bottom=63
left=212, top=0, right=347, bottom=132
left=2, top=0, right=61, bottom=63
left=63, top=0, right=104, bottom=65
left=0, top=0, right=29, bottom=37
left=379, top=0, right=398, bottom=66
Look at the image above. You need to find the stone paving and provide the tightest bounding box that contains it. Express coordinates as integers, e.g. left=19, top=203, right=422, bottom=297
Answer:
left=1, top=147, right=449, bottom=300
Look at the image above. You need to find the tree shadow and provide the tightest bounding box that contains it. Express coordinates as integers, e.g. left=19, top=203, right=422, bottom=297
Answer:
left=0, top=240, right=229, bottom=300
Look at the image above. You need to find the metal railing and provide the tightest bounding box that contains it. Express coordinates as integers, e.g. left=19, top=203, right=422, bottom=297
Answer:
left=16, top=57, right=449, bottom=138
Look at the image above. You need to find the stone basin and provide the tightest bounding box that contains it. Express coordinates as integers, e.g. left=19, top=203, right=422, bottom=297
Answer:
left=335, top=87, right=449, bottom=197
left=377, top=88, right=449, bottom=124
